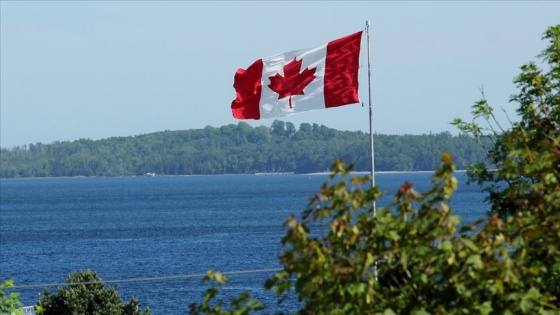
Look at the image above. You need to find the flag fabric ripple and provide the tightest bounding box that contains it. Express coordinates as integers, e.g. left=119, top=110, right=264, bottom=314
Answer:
left=231, top=31, right=363, bottom=120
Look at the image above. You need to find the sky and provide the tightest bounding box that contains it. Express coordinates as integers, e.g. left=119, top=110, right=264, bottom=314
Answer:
left=1, top=1, right=559, bottom=149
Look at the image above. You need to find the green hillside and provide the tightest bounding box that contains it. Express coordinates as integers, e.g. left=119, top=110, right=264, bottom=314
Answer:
left=0, top=120, right=487, bottom=178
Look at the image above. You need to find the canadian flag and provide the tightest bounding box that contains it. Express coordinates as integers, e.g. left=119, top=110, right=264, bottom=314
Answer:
left=231, top=31, right=363, bottom=120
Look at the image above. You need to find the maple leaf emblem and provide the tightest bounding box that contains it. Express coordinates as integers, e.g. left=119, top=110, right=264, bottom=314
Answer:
left=268, top=57, right=317, bottom=108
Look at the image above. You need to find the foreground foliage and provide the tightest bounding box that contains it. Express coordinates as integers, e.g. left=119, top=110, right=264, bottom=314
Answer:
left=36, top=270, right=150, bottom=315
left=189, top=25, right=560, bottom=314
left=453, top=25, right=560, bottom=220
left=188, top=271, right=263, bottom=315
left=453, top=24, right=560, bottom=306
left=192, top=155, right=558, bottom=314
left=1, top=280, right=23, bottom=315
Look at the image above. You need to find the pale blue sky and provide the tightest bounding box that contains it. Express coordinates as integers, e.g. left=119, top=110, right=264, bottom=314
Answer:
left=1, top=1, right=559, bottom=148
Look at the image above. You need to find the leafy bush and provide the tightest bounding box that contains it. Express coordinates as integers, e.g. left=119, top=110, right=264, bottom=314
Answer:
left=1, top=280, right=23, bottom=315
left=36, top=269, right=150, bottom=315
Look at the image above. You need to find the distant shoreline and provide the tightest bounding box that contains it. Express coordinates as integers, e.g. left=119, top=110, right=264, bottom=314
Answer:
left=307, top=169, right=467, bottom=175
left=0, top=170, right=467, bottom=180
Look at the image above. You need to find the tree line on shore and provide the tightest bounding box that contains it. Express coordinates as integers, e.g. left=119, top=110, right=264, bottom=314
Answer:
left=0, top=121, right=489, bottom=178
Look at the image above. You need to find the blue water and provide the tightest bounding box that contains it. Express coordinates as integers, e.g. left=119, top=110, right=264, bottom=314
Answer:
left=0, top=172, right=488, bottom=314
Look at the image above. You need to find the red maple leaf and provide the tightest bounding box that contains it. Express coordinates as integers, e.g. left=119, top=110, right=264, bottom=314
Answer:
left=268, top=57, right=317, bottom=109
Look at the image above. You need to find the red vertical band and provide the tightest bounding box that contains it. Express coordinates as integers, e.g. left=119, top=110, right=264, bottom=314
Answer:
left=231, top=59, right=264, bottom=119
left=324, top=31, right=362, bottom=108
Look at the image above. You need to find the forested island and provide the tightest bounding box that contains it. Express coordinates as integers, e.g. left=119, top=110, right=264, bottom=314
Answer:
left=0, top=120, right=488, bottom=178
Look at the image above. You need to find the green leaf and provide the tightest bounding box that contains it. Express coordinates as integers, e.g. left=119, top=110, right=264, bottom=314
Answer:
left=475, top=301, right=493, bottom=315
left=462, top=238, right=479, bottom=252
left=383, top=309, right=397, bottom=315
left=466, top=254, right=483, bottom=269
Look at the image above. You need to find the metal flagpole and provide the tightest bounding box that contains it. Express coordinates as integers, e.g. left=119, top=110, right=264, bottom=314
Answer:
left=365, top=20, right=378, bottom=282
left=366, top=20, right=376, bottom=216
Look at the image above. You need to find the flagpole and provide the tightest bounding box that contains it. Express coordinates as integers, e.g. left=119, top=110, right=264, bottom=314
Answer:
left=366, top=21, right=376, bottom=215
left=366, top=20, right=378, bottom=282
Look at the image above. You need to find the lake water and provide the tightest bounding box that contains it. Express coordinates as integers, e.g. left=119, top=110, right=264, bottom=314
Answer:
left=0, top=172, right=488, bottom=314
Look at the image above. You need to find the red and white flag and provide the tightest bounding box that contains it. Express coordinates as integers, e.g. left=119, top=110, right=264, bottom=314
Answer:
left=231, top=31, right=363, bottom=120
